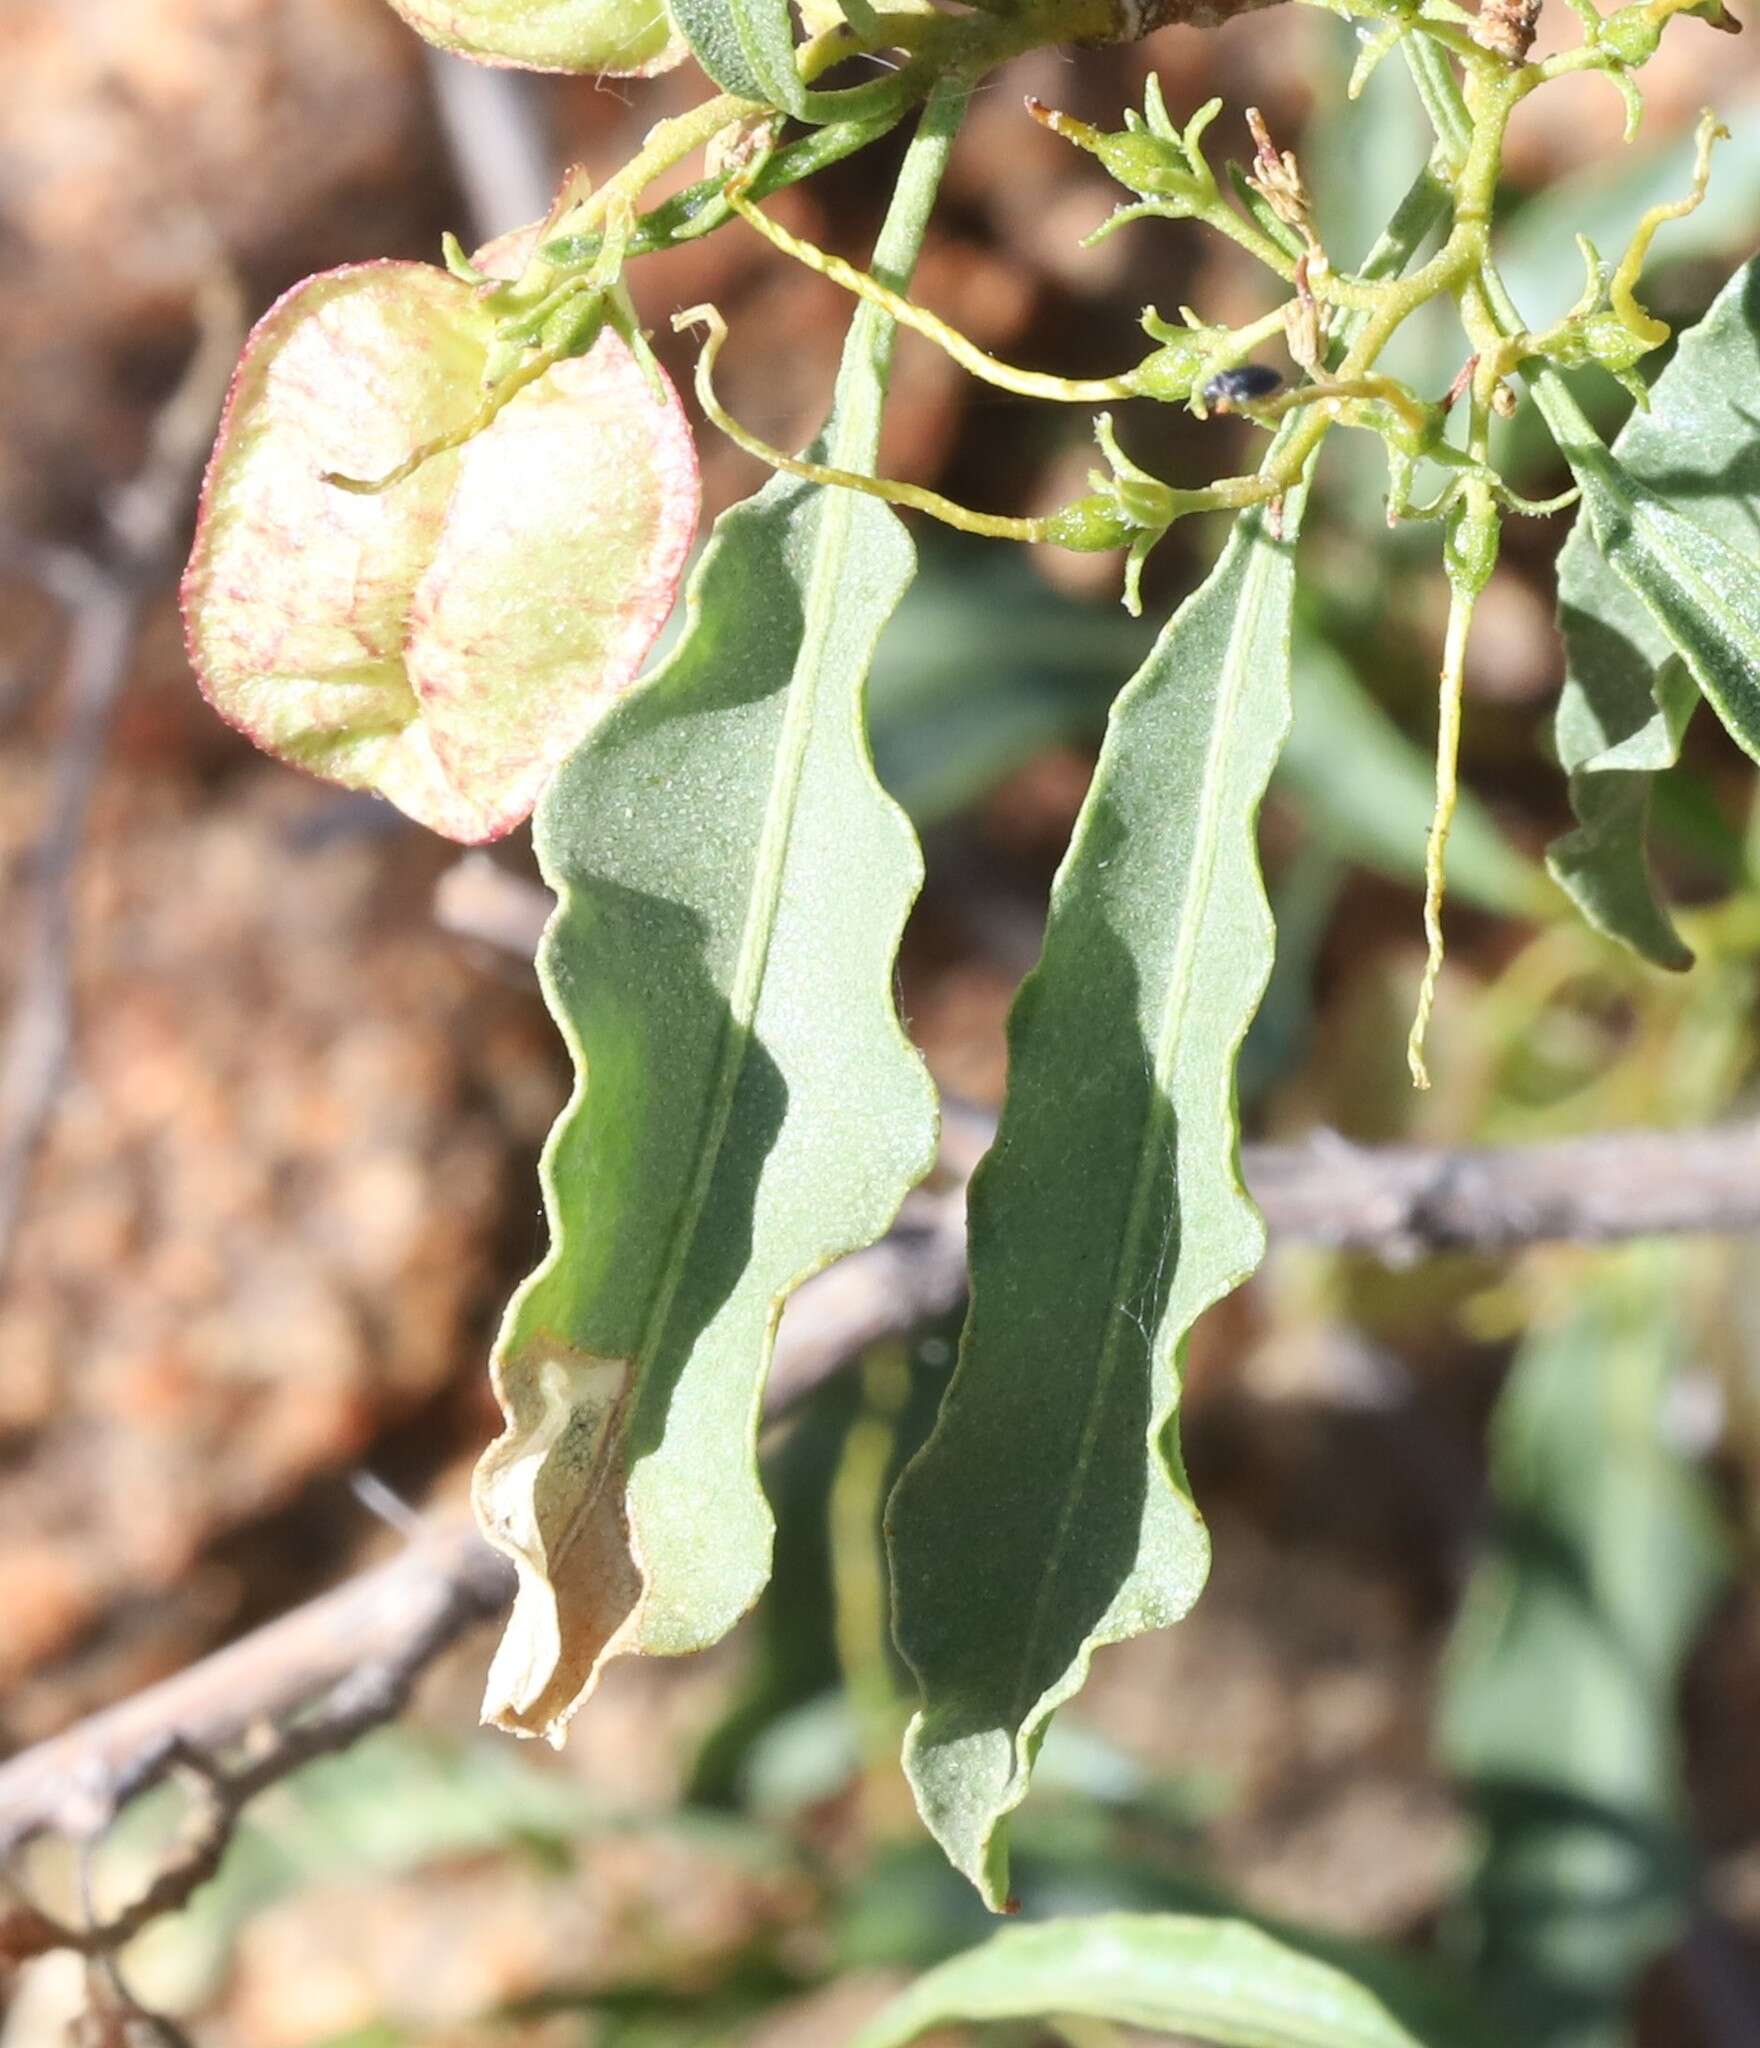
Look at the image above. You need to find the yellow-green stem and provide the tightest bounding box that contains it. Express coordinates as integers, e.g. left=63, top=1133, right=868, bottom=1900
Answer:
left=1408, top=573, right=1474, bottom=1088
left=726, top=184, right=1140, bottom=402
left=675, top=304, right=1049, bottom=539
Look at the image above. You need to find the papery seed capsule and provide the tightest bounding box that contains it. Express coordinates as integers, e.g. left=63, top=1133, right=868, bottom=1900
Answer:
left=1202, top=363, right=1283, bottom=412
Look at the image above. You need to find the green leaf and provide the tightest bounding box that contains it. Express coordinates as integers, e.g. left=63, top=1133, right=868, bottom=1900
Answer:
left=1544, top=258, right=1760, bottom=964
left=1542, top=391, right=1760, bottom=762
left=1438, top=1248, right=1729, bottom=2048
left=384, top=0, right=686, bottom=73
left=887, top=500, right=1298, bottom=1908
left=848, top=1913, right=1432, bottom=2048
left=473, top=92, right=961, bottom=1739
left=668, top=0, right=807, bottom=113
left=181, top=263, right=698, bottom=843
left=883, top=155, right=1460, bottom=1910
left=1530, top=260, right=1760, bottom=716
left=1548, top=641, right=1697, bottom=969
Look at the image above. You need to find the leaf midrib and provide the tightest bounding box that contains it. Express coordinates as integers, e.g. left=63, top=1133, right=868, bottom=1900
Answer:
left=516, top=84, right=964, bottom=1668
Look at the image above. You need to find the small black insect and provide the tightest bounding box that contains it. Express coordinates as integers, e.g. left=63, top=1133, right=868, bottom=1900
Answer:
left=1202, top=364, right=1284, bottom=413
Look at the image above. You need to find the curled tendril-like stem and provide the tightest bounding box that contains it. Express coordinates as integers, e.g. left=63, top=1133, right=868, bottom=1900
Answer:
left=722, top=179, right=1138, bottom=403
left=1609, top=107, right=1727, bottom=350
left=1409, top=483, right=1501, bottom=1087
left=321, top=345, right=574, bottom=495
left=324, top=205, right=650, bottom=497
left=1408, top=545, right=1476, bottom=1087
left=671, top=303, right=1047, bottom=540
left=670, top=306, right=1232, bottom=609
left=1408, top=597, right=1470, bottom=1086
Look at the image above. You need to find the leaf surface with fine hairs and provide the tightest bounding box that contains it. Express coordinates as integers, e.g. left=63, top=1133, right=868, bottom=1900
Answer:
left=888, top=497, right=1298, bottom=1906
left=473, top=91, right=964, bottom=1739
left=668, top=0, right=807, bottom=111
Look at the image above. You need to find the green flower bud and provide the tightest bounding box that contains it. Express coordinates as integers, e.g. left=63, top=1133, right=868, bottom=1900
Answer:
left=1445, top=496, right=1501, bottom=598
left=1042, top=494, right=1139, bottom=553
left=1381, top=401, right=1447, bottom=462
left=1579, top=309, right=1657, bottom=371
left=1098, top=136, right=1204, bottom=202
left=1543, top=309, right=1656, bottom=374
left=1027, top=97, right=1207, bottom=207
left=1600, top=5, right=1661, bottom=64
left=1130, top=337, right=1212, bottom=401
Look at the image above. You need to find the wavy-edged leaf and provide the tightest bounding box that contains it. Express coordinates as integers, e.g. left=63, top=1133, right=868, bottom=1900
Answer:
left=182, top=262, right=697, bottom=843
left=1546, top=258, right=1760, bottom=965
left=849, top=1914, right=1430, bottom=2048
left=668, top=0, right=807, bottom=113
left=385, top=0, right=686, bottom=75
left=887, top=499, right=1298, bottom=1907
left=1438, top=1248, right=1728, bottom=2047
left=472, top=93, right=963, bottom=1739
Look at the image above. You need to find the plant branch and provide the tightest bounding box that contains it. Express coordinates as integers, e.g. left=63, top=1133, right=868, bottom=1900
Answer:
left=0, top=1521, right=510, bottom=1955
left=4, top=1098, right=1758, bottom=1921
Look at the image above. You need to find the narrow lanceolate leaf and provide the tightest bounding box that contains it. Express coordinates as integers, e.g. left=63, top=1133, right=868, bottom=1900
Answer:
left=888, top=500, right=1298, bottom=1907
left=1439, top=1249, right=1727, bottom=2048
left=668, top=0, right=807, bottom=113
left=850, top=1915, right=1429, bottom=2048
left=473, top=92, right=963, bottom=1740
left=182, top=263, right=697, bottom=843
left=384, top=0, right=686, bottom=75
left=1547, top=257, right=1760, bottom=965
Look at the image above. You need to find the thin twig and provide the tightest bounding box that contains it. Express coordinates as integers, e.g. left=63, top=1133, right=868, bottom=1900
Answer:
left=0, top=1167, right=982, bottom=1878
left=0, top=1523, right=510, bottom=1938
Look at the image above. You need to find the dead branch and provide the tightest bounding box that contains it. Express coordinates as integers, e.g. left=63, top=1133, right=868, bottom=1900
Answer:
left=0, top=1171, right=981, bottom=1893
left=1244, top=1119, right=1760, bottom=1260
left=0, top=1521, right=507, bottom=1865
left=5, top=1105, right=1759, bottom=1906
